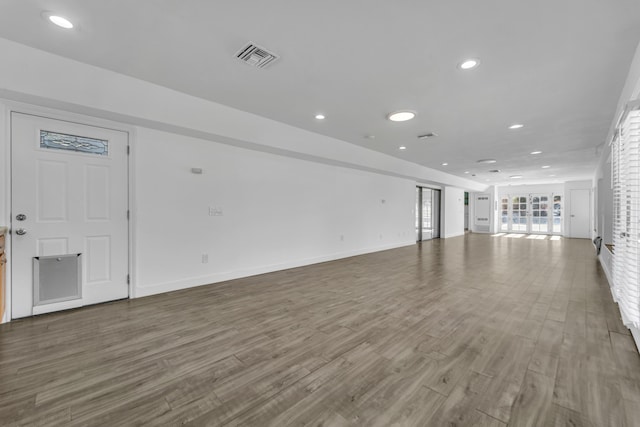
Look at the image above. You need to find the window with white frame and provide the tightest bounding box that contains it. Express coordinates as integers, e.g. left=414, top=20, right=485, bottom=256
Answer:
left=611, top=104, right=640, bottom=329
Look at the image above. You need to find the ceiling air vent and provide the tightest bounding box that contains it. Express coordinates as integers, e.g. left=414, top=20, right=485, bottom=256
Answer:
left=235, top=42, right=279, bottom=69
left=418, top=132, right=438, bottom=139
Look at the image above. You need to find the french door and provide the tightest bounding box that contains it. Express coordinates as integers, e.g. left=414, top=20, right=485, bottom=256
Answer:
left=500, top=193, right=562, bottom=234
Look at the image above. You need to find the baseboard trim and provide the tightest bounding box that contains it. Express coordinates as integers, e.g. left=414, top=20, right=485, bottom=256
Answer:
left=134, top=241, right=415, bottom=298
left=443, top=232, right=465, bottom=239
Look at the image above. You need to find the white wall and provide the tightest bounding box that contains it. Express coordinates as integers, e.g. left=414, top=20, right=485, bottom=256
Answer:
left=133, top=127, right=415, bottom=296
left=0, top=39, right=484, bottom=320
left=497, top=183, right=564, bottom=197
left=442, top=187, right=465, bottom=238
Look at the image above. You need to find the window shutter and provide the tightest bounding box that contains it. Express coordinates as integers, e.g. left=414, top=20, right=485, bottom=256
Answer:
left=612, top=107, right=640, bottom=328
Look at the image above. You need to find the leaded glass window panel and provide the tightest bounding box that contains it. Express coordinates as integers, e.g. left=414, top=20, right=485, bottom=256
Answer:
left=40, top=130, right=108, bottom=156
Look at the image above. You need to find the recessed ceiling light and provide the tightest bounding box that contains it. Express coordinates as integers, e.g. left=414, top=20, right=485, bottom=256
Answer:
left=387, top=111, right=416, bottom=122
left=399, top=146, right=407, bottom=150
left=549, top=174, right=556, bottom=177
left=441, top=162, right=448, bottom=166
left=48, top=15, right=74, bottom=29
left=530, top=151, right=542, bottom=155
left=464, top=171, right=470, bottom=174
left=315, top=114, right=325, bottom=120
left=509, top=124, right=524, bottom=130
left=541, top=165, right=551, bottom=169
left=459, top=59, right=479, bottom=70
left=510, top=175, right=523, bottom=179
left=477, top=159, right=497, bottom=164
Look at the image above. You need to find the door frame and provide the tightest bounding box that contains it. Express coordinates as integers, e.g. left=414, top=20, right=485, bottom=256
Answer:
left=1, top=100, right=137, bottom=322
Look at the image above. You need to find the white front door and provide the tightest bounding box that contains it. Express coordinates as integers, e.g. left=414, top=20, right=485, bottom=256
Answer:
left=11, top=113, right=129, bottom=318
left=569, top=189, right=591, bottom=238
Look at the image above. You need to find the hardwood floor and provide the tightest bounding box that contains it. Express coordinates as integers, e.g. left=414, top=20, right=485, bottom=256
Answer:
left=1, top=233, right=639, bottom=426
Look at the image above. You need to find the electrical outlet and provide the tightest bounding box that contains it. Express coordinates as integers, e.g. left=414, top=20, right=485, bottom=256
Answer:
left=340, top=234, right=344, bottom=241
left=202, top=254, right=208, bottom=264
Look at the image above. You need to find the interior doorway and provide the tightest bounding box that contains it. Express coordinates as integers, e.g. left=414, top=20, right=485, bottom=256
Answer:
left=416, top=187, right=441, bottom=241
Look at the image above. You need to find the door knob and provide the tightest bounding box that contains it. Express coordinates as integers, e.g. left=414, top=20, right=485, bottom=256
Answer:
left=15, top=228, right=27, bottom=235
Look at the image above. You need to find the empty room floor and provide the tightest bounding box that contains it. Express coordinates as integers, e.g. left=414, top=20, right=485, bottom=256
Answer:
left=1, top=234, right=639, bottom=426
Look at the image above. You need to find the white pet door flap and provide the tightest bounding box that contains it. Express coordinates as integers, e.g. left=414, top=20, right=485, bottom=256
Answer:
left=33, top=254, right=82, bottom=306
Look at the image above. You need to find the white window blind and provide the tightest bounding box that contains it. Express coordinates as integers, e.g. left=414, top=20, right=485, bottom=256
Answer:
left=612, top=107, right=640, bottom=328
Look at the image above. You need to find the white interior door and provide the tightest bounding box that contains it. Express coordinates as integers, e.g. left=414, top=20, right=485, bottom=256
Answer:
left=569, top=189, right=591, bottom=238
left=11, top=113, right=129, bottom=318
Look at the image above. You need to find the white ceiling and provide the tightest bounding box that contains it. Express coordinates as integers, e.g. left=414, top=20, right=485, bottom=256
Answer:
left=1, top=0, right=640, bottom=186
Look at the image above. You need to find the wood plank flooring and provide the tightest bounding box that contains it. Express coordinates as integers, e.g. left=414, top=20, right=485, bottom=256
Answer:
left=1, top=233, right=639, bottom=426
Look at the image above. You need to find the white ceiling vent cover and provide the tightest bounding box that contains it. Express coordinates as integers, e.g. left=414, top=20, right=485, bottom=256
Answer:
left=235, top=42, right=279, bottom=68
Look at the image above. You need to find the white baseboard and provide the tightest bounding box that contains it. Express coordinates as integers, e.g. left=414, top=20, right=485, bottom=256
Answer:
left=443, top=232, right=466, bottom=239
left=134, top=241, right=415, bottom=298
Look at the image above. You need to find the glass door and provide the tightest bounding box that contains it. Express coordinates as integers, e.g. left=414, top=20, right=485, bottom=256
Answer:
left=500, top=196, right=509, bottom=232
left=530, top=194, right=550, bottom=234
left=511, top=196, right=528, bottom=232
left=552, top=195, right=563, bottom=234
left=416, top=187, right=440, bottom=241
left=501, top=193, right=562, bottom=234
left=422, top=188, right=433, bottom=240
left=431, top=189, right=441, bottom=239
left=415, top=187, right=420, bottom=240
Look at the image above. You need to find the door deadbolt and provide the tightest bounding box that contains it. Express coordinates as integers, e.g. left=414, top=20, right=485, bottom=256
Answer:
left=16, top=214, right=27, bottom=221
